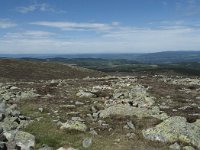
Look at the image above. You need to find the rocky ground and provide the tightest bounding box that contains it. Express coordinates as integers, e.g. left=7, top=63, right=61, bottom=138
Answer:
left=0, top=59, right=200, bottom=150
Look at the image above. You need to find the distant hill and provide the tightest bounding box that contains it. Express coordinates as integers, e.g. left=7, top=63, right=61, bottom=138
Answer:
left=0, top=59, right=104, bottom=81
left=1, top=51, right=200, bottom=64
left=135, top=51, right=200, bottom=64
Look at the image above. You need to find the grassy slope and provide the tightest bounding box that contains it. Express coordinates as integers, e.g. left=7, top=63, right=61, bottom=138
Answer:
left=0, top=59, right=105, bottom=81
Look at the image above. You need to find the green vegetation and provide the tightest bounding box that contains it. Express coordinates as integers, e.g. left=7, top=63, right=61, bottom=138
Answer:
left=43, top=58, right=200, bottom=76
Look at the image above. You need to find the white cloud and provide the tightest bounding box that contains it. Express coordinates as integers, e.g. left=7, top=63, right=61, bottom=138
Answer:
left=16, top=3, right=65, bottom=14
left=31, top=21, right=120, bottom=31
left=3, top=31, right=54, bottom=39
left=1, top=24, right=200, bottom=54
left=0, top=19, right=17, bottom=29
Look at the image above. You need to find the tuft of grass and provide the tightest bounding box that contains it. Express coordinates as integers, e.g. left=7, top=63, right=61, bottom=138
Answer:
left=24, top=117, right=85, bottom=149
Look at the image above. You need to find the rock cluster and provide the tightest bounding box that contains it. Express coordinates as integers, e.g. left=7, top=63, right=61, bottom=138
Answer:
left=0, top=83, right=35, bottom=149
left=0, top=100, right=35, bottom=149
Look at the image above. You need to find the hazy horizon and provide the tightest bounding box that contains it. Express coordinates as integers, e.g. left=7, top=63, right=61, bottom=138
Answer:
left=1, top=0, right=200, bottom=54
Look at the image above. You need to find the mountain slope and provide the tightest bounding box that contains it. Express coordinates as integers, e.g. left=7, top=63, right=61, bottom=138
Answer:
left=0, top=59, right=104, bottom=81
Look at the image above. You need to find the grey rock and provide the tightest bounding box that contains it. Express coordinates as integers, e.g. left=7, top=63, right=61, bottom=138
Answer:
left=76, top=90, right=96, bottom=98
left=3, top=130, right=16, bottom=142
left=75, top=101, right=84, bottom=105
left=10, top=110, right=20, bottom=117
left=0, top=117, right=19, bottom=131
left=113, top=92, right=124, bottom=99
left=17, top=90, right=39, bottom=100
left=0, top=142, right=7, bottom=150
left=57, top=147, right=78, bottom=150
left=38, top=108, right=44, bottom=113
left=82, top=138, right=92, bottom=148
left=0, top=102, right=6, bottom=113
left=99, top=104, right=168, bottom=120
left=142, top=116, right=200, bottom=149
left=92, top=112, right=99, bottom=119
left=0, top=128, right=6, bottom=142
left=0, top=127, right=3, bottom=134
left=89, top=128, right=98, bottom=136
left=2, top=94, right=11, bottom=101
left=71, top=117, right=84, bottom=122
left=97, top=120, right=104, bottom=126
left=10, top=86, right=19, bottom=90
left=169, top=142, right=181, bottom=150
left=39, top=144, right=53, bottom=150
left=5, top=141, right=16, bottom=150
left=60, top=105, right=75, bottom=109
left=60, top=120, right=87, bottom=132
left=91, top=106, right=97, bottom=113
left=15, top=131, right=35, bottom=150
left=127, top=121, right=135, bottom=130
left=126, top=133, right=136, bottom=139
left=182, top=146, right=195, bottom=150
left=0, top=113, right=5, bottom=122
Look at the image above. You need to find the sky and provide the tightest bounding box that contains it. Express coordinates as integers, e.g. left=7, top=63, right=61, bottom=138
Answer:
left=0, top=0, right=200, bottom=54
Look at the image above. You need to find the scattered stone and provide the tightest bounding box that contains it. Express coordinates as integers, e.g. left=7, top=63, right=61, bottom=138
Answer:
left=57, top=147, right=78, bottom=150
left=60, top=105, right=76, bottom=109
left=71, top=117, right=84, bottom=122
left=0, top=102, right=6, bottom=113
left=17, top=90, right=39, bottom=100
left=91, top=106, right=98, bottom=113
left=82, top=138, right=92, bottom=148
left=0, top=113, right=5, bottom=121
left=38, top=107, right=44, bottom=113
left=114, top=138, right=120, bottom=143
left=169, top=142, right=181, bottom=150
left=75, top=101, right=84, bottom=105
left=92, top=112, right=99, bottom=119
left=10, top=86, right=19, bottom=90
left=89, top=128, right=98, bottom=136
left=108, top=128, right=113, bottom=132
left=60, top=120, right=87, bottom=132
left=126, top=133, right=136, bottom=139
left=196, top=97, right=200, bottom=100
left=39, top=144, right=53, bottom=150
left=76, top=90, right=96, bottom=98
left=126, top=121, right=135, bottom=130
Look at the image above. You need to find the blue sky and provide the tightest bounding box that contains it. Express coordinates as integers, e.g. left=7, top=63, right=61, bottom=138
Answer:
left=0, top=0, right=200, bottom=53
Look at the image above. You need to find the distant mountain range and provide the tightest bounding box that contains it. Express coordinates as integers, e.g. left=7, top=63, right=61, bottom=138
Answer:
left=1, top=51, right=200, bottom=64
left=135, top=51, right=200, bottom=64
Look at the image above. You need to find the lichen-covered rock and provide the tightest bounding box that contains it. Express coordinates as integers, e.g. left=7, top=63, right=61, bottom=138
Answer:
left=57, top=147, right=78, bottom=150
left=169, top=142, right=181, bottom=150
left=16, top=90, right=40, bottom=100
left=113, top=85, right=155, bottom=108
left=76, top=90, right=96, bottom=98
left=0, top=117, right=19, bottom=131
left=60, top=120, right=87, bottom=132
left=82, top=137, right=92, bottom=148
left=142, top=116, right=200, bottom=149
left=15, top=131, right=35, bottom=150
left=0, top=102, right=6, bottom=113
left=182, top=146, right=196, bottom=150
left=99, top=104, right=168, bottom=120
